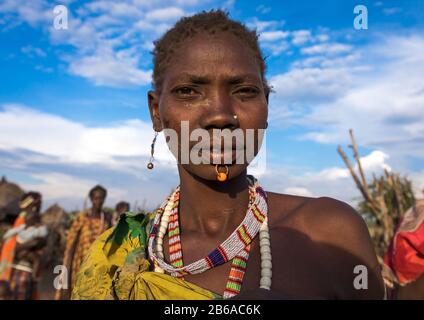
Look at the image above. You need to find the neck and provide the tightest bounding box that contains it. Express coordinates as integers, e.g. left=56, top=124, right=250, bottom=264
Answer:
left=90, top=207, right=102, bottom=216
left=177, top=165, right=250, bottom=238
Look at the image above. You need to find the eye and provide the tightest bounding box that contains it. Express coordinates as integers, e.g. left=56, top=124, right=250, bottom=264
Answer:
left=172, top=86, right=199, bottom=98
left=234, top=86, right=260, bottom=98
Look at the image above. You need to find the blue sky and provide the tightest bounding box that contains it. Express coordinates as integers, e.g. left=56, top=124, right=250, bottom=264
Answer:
left=0, top=0, right=423, bottom=211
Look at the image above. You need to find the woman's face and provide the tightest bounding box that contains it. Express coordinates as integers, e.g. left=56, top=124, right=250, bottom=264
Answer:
left=148, top=32, right=268, bottom=181
left=90, top=190, right=105, bottom=211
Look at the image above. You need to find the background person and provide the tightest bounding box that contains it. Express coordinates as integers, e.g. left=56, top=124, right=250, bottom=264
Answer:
left=56, top=185, right=111, bottom=300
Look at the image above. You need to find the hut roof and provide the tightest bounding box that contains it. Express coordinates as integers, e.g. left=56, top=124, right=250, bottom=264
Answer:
left=41, top=203, right=68, bottom=228
left=0, top=176, right=24, bottom=220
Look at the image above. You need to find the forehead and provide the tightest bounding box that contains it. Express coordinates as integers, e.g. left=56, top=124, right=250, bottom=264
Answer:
left=163, top=32, right=262, bottom=84
left=92, top=190, right=105, bottom=197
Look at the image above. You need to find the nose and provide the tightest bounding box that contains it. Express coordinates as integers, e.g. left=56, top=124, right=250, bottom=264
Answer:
left=200, top=89, right=238, bottom=131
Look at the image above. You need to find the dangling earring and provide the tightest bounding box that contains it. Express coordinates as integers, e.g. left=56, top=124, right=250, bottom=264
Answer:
left=215, top=165, right=229, bottom=182
left=147, top=131, right=158, bottom=169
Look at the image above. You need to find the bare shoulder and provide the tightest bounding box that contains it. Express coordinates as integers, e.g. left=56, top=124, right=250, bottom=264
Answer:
left=267, top=192, right=385, bottom=299
left=299, top=196, right=369, bottom=241
left=267, top=192, right=370, bottom=245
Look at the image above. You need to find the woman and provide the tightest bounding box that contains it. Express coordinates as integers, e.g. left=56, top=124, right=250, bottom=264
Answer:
left=0, top=192, right=48, bottom=299
left=383, top=198, right=424, bottom=299
left=72, top=10, right=384, bottom=300
left=56, top=185, right=111, bottom=300
left=111, top=201, right=130, bottom=226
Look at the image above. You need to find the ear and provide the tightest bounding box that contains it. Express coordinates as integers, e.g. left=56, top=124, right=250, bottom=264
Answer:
left=265, top=88, right=270, bottom=105
left=264, top=87, right=269, bottom=129
left=148, top=90, right=163, bottom=132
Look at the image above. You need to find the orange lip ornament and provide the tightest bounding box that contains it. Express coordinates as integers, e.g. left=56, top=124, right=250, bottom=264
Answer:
left=215, top=165, right=229, bottom=182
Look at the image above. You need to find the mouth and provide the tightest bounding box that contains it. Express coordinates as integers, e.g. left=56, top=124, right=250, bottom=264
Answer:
left=190, top=144, right=245, bottom=165
left=209, top=148, right=240, bottom=164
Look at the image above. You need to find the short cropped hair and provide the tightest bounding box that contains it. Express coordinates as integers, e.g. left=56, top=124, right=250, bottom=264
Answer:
left=152, top=9, right=269, bottom=95
left=89, top=185, right=107, bottom=199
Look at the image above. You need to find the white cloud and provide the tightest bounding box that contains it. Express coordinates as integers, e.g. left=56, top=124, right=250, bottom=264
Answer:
left=175, top=0, right=201, bottom=5
left=0, top=104, right=181, bottom=209
left=315, top=34, right=329, bottom=42
left=256, top=5, right=271, bottom=14
left=301, top=37, right=424, bottom=160
left=21, top=45, right=46, bottom=58
left=261, top=41, right=289, bottom=56
left=261, top=164, right=359, bottom=204
left=270, top=33, right=424, bottom=168
left=247, top=18, right=285, bottom=33
left=22, top=173, right=118, bottom=201
left=284, top=187, right=314, bottom=197
left=261, top=150, right=398, bottom=205
left=312, top=151, right=391, bottom=182
left=249, top=20, right=329, bottom=56
left=25, top=168, right=179, bottom=211
left=359, top=150, right=392, bottom=172
left=316, top=167, right=350, bottom=181
left=270, top=67, right=354, bottom=104
left=0, top=104, right=174, bottom=167
left=1, top=1, right=203, bottom=88
left=0, top=0, right=50, bottom=26
left=18, top=169, right=177, bottom=211
left=301, top=43, right=352, bottom=55
left=68, top=50, right=152, bottom=87
left=260, top=31, right=289, bottom=42
left=85, top=1, right=143, bottom=17
left=291, top=30, right=312, bottom=45
left=221, top=0, right=236, bottom=10
left=146, top=7, right=185, bottom=21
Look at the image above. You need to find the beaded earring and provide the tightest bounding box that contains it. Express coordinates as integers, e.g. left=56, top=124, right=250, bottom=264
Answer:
left=147, top=131, right=158, bottom=169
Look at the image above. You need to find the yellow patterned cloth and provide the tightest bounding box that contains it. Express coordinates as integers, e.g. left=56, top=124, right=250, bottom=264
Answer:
left=71, top=211, right=220, bottom=300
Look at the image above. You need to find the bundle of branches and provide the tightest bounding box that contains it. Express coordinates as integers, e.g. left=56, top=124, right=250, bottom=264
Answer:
left=337, top=130, right=415, bottom=258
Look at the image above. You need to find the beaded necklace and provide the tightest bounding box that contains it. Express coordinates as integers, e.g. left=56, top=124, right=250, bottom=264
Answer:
left=166, top=189, right=254, bottom=298
left=148, top=176, right=272, bottom=298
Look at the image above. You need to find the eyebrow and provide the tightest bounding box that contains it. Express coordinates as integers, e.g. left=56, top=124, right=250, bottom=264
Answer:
left=171, top=72, right=261, bottom=85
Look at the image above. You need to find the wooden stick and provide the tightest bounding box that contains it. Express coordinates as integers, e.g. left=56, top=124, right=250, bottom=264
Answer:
left=337, top=146, right=380, bottom=215
left=349, top=129, right=373, bottom=204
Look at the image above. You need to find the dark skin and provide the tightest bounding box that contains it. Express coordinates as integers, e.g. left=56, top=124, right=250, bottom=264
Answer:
left=398, top=273, right=424, bottom=300
left=15, top=200, right=46, bottom=265
left=148, top=32, right=384, bottom=299
left=117, top=204, right=130, bottom=216
left=89, top=190, right=106, bottom=217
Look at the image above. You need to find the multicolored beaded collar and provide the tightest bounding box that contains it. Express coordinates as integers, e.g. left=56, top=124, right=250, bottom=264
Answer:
left=147, top=176, right=271, bottom=298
